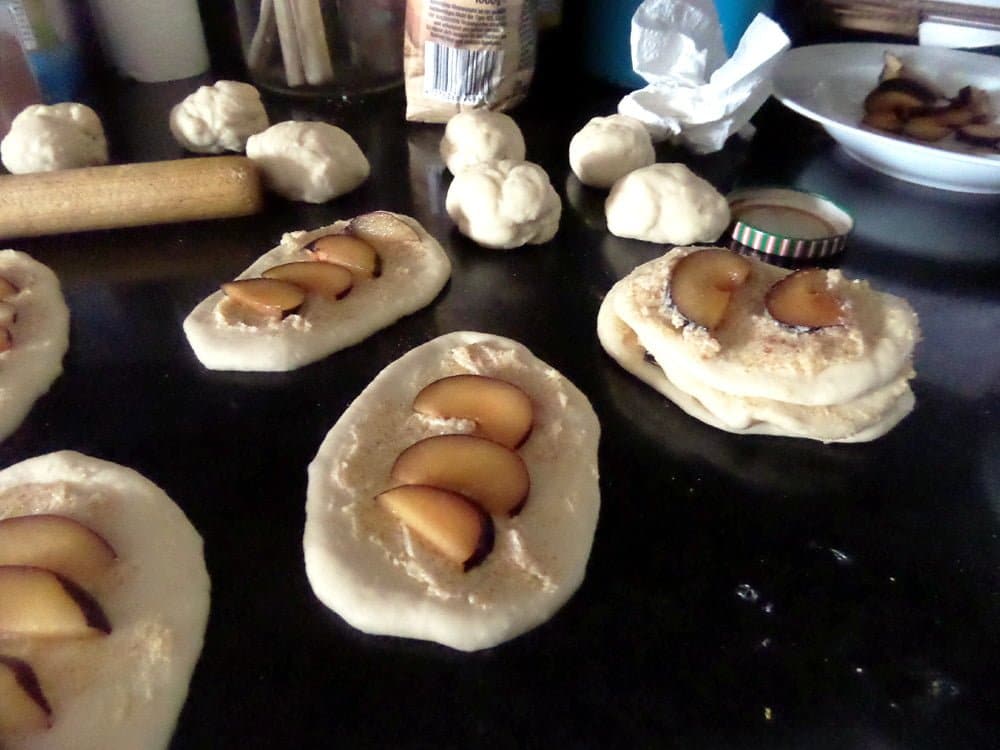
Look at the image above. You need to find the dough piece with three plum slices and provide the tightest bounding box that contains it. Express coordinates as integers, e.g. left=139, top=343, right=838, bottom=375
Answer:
left=183, top=212, right=451, bottom=371
left=0, top=250, right=69, bottom=442
left=0, top=451, right=209, bottom=750
left=304, top=332, right=601, bottom=652
left=597, top=247, right=920, bottom=443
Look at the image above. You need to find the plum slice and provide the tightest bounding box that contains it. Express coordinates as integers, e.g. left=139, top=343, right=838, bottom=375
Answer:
left=667, top=249, right=752, bottom=330
left=413, top=375, right=534, bottom=449
left=390, top=435, right=530, bottom=517
left=0, top=277, right=18, bottom=301
left=956, top=123, right=1000, bottom=149
left=221, top=278, right=305, bottom=318
left=348, top=211, right=420, bottom=244
left=861, top=110, right=904, bottom=134
left=902, top=115, right=951, bottom=142
left=308, top=234, right=381, bottom=279
left=0, top=565, right=111, bottom=638
left=0, top=655, right=52, bottom=734
left=0, top=514, right=117, bottom=589
left=765, top=268, right=846, bottom=331
left=262, top=261, right=353, bottom=300
left=864, top=78, right=940, bottom=117
left=377, top=485, right=494, bottom=570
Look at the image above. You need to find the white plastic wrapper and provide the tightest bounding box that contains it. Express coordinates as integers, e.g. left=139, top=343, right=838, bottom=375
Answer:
left=618, top=0, right=790, bottom=154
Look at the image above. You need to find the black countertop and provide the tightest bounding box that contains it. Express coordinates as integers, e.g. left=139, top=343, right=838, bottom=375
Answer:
left=1, top=63, right=998, bottom=749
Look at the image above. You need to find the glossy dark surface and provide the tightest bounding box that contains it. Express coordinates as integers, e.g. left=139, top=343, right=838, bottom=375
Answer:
left=1, top=60, right=998, bottom=749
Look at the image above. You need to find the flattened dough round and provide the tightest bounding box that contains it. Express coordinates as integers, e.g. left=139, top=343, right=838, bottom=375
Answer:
left=305, top=332, right=601, bottom=651
left=0, top=250, right=69, bottom=442
left=183, top=212, right=451, bottom=372
left=0, top=451, right=210, bottom=750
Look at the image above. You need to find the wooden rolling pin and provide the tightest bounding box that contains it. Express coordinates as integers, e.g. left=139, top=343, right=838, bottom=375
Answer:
left=0, top=156, right=264, bottom=239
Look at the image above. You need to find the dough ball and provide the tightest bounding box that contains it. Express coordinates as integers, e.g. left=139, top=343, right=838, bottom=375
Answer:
left=1, top=103, right=108, bottom=174
left=440, top=111, right=526, bottom=175
left=245, top=121, right=369, bottom=203
left=169, top=80, right=269, bottom=154
left=446, top=160, right=561, bottom=249
left=569, top=114, right=655, bottom=189
left=605, top=163, right=730, bottom=245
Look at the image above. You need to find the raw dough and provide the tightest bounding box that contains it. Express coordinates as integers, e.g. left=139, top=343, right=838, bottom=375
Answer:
left=304, top=332, right=601, bottom=652
left=440, top=111, right=526, bottom=175
left=169, top=80, right=269, bottom=154
left=183, top=212, right=451, bottom=372
left=0, top=250, right=69, bottom=442
left=597, top=247, right=920, bottom=442
left=445, top=160, right=561, bottom=249
left=569, top=114, right=655, bottom=189
left=1, top=104, right=108, bottom=174
left=0, top=451, right=210, bottom=750
left=605, top=163, right=730, bottom=244
left=245, top=121, right=369, bottom=203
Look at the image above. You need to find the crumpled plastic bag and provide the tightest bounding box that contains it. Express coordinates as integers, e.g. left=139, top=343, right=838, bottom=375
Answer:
left=618, top=0, right=790, bottom=153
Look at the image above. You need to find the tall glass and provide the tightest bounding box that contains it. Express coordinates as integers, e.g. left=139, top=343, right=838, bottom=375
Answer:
left=0, top=3, right=42, bottom=137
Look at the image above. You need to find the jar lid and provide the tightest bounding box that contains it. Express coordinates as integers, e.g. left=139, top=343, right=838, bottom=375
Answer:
left=726, top=187, right=854, bottom=261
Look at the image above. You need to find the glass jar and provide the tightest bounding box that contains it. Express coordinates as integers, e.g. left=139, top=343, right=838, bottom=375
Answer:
left=234, top=0, right=404, bottom=98
left=0, top=2, right=42, bottom=136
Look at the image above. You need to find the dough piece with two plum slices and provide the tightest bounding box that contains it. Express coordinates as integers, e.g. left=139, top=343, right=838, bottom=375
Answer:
left=183, top=211, right=451, bottom=371
left=0, top=250, right=69, bottom=442
left=0, top=451, right=209, bottom=750
left=597, top=247, right=920, bottom=443
left=304, top=332, right=601, bottom=652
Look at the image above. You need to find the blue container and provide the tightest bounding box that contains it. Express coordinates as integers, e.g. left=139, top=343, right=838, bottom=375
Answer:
left=583, top=0, right=776, bottom=88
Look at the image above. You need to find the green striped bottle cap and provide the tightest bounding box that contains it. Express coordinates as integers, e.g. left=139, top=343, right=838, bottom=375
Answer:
left=726, top=188, right=854, bottom=261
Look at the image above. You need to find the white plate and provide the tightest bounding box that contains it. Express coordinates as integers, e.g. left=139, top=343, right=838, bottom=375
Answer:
left=772, top=43, right=1000, bottom=193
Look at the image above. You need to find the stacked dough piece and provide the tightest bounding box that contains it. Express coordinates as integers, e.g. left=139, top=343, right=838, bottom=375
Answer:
left=598, top=247, right=920, bottom=443
left=441, top=111, right=561, bottom=249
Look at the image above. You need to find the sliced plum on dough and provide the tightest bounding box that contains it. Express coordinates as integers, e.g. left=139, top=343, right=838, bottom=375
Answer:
left=390, top=434, right=531, bottom=517
left=377, top=485, right=495, bottom=570
left=667, top=248, right=752, bottom=330
left=412, top=375, right=534, bottom=449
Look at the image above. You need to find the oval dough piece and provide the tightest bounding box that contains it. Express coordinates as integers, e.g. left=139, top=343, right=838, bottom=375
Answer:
left=245, top=121, right=369, bottom=203
left=569, top=114, right=655, bottom=189
left=1, top=104, right=108, bottom=174
left=445, top=160, right=561, bottom=249
left=0, top=250, right=69, bottom=443
left=305, top=332, right=601, bottom=651
left=605, top=163, right=730, bottom=244
left=0, top=451, right=210, bottom=750
left=183, top=213, right=451, bottom=372
left=169, top=80, right=269, bottom=154
left=439, top=111, right=526, bottom=175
